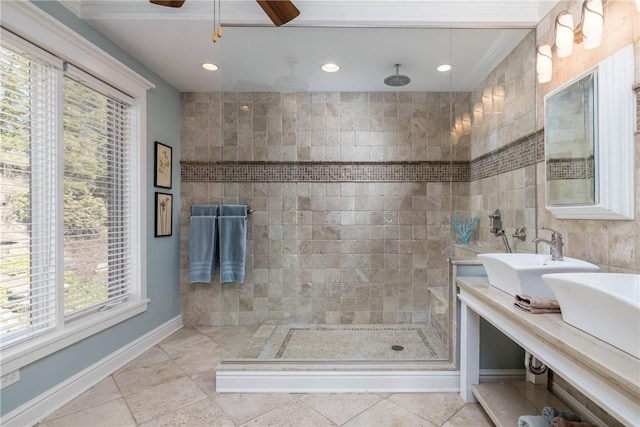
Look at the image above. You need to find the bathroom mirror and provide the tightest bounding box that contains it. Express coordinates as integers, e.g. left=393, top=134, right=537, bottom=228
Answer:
left=544, top=44, right=635, bottom=220
left=545, top=72, right=596, bottom=207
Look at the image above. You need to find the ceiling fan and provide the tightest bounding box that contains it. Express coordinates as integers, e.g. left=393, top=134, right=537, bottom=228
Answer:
left=149, top=0, right=300, bottom=27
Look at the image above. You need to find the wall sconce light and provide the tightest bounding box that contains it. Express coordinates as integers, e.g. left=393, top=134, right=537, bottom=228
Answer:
left=482, top=87, right=493, bottom=112
left=536, top=0, right=606, bottom=83
left=555, top=11, right=575, bottom=57
left=455, top=116, right=464, bottom=135
left=492, top=85, right=505, bottom=112
left=582, top=0, right=604, bottom=49
left=473, top=102, right=483, bottom=126
left=462, top=113, right=471, bottom=134
left=536, top=42, right=553, bottom=83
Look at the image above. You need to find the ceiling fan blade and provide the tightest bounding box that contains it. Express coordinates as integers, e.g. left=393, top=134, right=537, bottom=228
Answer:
left=150, top=0, right=186, bottom=8
left=256, top=0, right=300, bottom=26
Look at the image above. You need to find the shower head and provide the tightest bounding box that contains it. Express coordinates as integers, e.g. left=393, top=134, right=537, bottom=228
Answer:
left=384, top=64, right=411, bottom=87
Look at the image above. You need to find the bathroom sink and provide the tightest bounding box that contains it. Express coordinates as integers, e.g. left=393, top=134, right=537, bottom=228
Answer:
left=542, top=273, right=640, bottom=359
left=477, top=253, right=599, bottom=299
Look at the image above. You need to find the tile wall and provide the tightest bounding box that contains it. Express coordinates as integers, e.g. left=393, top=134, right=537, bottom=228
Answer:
left=536, top=0, right=640, bottom=272
left=455, top=31, right=539, bottom=254
left=180, top=92, right=470, bottom=326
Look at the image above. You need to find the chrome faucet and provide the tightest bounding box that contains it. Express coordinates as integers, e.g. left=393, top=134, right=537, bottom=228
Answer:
left=512, top=227, right=527, bottom=241
left=532, top=227, right=564, bottom=261
left=488, top=209, right=512, bottom=253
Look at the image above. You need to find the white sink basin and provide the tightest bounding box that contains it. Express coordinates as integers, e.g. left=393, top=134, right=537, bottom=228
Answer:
left=477, top=253, right=600, bottom=299
left=542, top=273, right=640, bottom=359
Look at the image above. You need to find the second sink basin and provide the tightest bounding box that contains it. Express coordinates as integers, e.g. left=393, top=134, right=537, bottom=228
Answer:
left=477, top=253, right=600, bottom=298
left=542, top=273, right=640, bottom=358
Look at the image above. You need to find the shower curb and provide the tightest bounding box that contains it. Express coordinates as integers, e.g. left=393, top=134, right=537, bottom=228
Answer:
left=215, top=365, right=524, bottom=393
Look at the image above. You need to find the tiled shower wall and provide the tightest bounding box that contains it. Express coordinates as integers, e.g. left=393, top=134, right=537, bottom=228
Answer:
left=454, top=31, right=538, bottom=254
left=180, top=92, right=470, bottom=326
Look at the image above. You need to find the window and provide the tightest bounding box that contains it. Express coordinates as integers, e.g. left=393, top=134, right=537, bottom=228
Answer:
left=0, top=5, right=151, bottom=370
left=1, top=37, right=59, bottom=345
left=62, top=67, right=134, bottom=321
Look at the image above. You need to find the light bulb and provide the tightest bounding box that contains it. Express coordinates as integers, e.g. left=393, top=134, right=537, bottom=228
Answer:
left=555, top=11, right=574, bottom=58
left=493, top=85, right=505, bottom=112
left=321, top=63, right=340, bottom=72
left=473, top=102, right=483, bottom=126
left=482, top=87, right=493, bottom=112
left=455, top=117, right=463, bottom=135
left=536, top=42, right=552, bottom=83
left=462, top=113, right=471, bottom=134
left=582, top=0, right=604, bottom=49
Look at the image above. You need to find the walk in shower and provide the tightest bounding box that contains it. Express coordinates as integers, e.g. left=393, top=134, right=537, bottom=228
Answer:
left=179, top=26, right=536, bottom=368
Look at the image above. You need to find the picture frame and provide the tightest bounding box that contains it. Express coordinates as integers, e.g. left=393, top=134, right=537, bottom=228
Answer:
left=155, top=192, right=173, bottom=237
left=154, top=141, right=172, bottom=189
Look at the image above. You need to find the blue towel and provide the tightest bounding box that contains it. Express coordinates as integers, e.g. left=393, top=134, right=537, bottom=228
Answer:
left=218, top=215, right=247, bottom=283
left=220, top=204, right=247, bottom=216
left=188, top=216, right=217, bottom=283
left=191, top=205, right=218, bottom=216
left=518, top=415, right=550, bottom=427
left=542, top=407, right=581, bottom=423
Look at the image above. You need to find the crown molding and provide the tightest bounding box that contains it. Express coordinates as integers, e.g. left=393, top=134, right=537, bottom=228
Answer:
left=62, top=0, right=559, bottom=28
left=455, top=30, right=528, bottom=91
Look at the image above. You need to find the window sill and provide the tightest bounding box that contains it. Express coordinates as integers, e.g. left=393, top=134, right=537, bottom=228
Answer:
left=1, top=299, right=149, bottom=374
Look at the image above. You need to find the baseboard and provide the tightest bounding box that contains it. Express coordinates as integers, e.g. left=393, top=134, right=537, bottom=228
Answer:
left=216, top=368, right=525, bottom=393
left=1, top=315, right=183, bottom=427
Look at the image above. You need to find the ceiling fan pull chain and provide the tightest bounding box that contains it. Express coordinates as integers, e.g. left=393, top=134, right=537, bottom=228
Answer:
left=211, top=0, right=218, bottom=42
left=216, top=0, right=223, bottom=38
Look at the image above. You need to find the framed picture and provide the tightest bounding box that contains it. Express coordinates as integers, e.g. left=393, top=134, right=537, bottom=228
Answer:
left=154, top=141, right=172, bottom=189
left=155, top=192, right=173, bottom=237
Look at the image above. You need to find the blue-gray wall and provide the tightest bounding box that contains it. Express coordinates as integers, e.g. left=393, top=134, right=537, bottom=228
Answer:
left=1, top=2, right=181, bottom=416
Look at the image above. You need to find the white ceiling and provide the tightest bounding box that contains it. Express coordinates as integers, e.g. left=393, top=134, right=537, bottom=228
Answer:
left=62, top=0, right=556, bottom=92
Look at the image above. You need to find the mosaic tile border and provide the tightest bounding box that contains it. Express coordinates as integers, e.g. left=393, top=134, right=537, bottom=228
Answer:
left=180, top=127, right=596, bottom=184
left=181, top=161, right=469, bottom=182
left=469, top=131, right=541, bottom=181
left=546, top=157, right=595, bottom=180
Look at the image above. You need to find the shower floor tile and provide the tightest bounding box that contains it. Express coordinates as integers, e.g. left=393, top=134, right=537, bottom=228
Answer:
left=256, top=323, right=448, bottom=361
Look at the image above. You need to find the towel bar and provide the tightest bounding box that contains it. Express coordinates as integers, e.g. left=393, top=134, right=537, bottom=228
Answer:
left=190, top=205, right=253, bottom=215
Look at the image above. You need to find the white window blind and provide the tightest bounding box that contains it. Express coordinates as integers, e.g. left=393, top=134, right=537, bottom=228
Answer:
left=0, top=35, right=60, bottom=345
left=1, top=30, right=136, bottom=346
left=62, top=66, right=134, bottom=320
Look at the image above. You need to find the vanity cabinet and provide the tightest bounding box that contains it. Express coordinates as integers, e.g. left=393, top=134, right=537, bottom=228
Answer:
left=457, top=276, right=640, bottom=427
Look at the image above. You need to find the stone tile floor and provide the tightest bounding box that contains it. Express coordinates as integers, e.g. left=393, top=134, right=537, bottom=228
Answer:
left=37, top=326, right=493, bottom=426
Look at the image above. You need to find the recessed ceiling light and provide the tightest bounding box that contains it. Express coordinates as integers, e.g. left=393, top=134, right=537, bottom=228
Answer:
left=436, top=64, right=452, bottom=72
left=321, top=63, right=340, bottom=72
left=202, top=62, right=219, bottom=71
left=239, top=105, right=250, bottom=111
